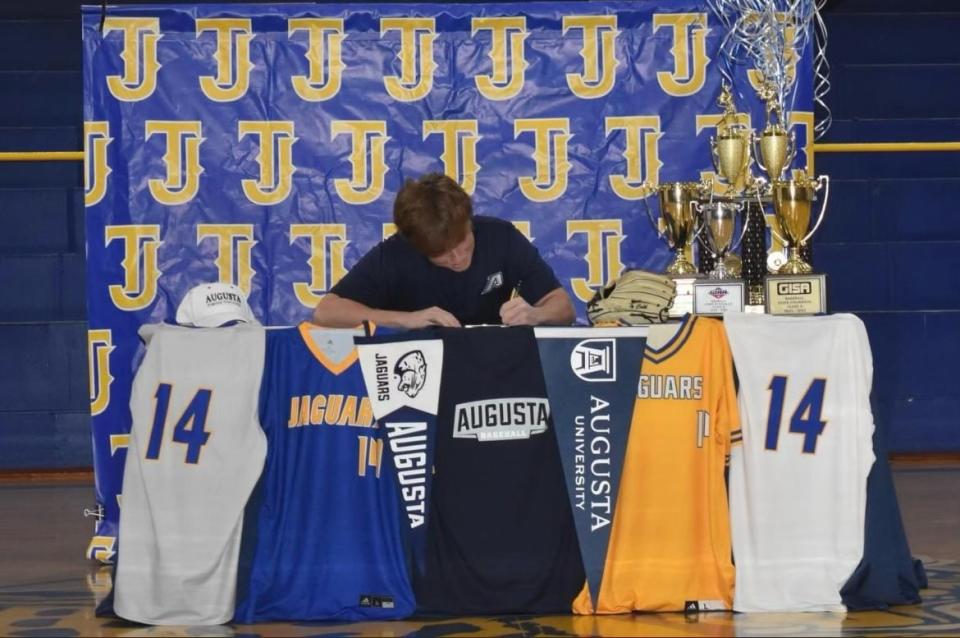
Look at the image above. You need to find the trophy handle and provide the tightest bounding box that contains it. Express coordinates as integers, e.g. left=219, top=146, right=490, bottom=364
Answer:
left=802, top=174, right=830, bottom=245
left=764, top=186, right=789, bottom=246
left=785, top=132, right=797, bottom=167
left=638, top=183, right=668, bottom=243
left=729, top=202, right=749, bottom=254
left=691, top=201, right=712, bottom=253
left=693, top=198, right=711, bottom=245
left=752, top=135, right=768, bottom=175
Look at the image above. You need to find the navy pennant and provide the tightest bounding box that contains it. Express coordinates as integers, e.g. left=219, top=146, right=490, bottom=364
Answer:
left=534, top=327, right=648, bottom=609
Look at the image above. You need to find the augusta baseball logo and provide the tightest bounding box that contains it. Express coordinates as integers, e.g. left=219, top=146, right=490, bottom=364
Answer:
left=709, top=287, right=728, bottom=300
left=394, top=350, right=427, bottom=398
left=453, top=398, right=549, bottom=442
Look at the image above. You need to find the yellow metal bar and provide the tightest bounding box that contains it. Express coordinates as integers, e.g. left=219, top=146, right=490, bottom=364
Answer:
left=0, top=151, right=85, bottom=162
left=814, top=142, right=960, bottom=153
left=0, top=142, right=958, bottom=162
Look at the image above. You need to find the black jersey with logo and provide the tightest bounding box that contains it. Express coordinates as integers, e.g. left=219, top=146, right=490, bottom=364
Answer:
left=416, top=326, right=584, bottom=614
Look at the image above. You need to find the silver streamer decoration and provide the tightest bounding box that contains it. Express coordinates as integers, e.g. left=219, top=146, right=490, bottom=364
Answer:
left=707, top=0, right=831, bottom=139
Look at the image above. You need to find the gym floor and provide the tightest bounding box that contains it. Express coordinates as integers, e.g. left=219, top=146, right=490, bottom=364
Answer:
left=1, top=463, right=958, bottom=637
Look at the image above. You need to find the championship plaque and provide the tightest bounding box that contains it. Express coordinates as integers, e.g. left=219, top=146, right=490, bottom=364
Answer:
left=693, top=279, right=746, bottom=316
left=764, top=274, right=827, bottom=315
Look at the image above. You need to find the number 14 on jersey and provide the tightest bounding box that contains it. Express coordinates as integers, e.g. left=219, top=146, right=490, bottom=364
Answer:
left=764, top=376, right=828, bottom=454
left=145, top=384, right=212, bottom=464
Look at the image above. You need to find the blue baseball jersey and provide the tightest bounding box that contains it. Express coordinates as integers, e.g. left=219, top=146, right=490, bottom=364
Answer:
left=234, top=324, right=414, bottom=622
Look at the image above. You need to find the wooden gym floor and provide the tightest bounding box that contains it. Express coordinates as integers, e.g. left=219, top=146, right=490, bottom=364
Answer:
left=1, top=463, right=958, bottom=637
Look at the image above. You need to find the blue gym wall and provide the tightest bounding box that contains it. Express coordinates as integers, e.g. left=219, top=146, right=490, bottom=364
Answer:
left=815, top=0, right=960, bottom=454
left=0, top=0, right=956, bottom=469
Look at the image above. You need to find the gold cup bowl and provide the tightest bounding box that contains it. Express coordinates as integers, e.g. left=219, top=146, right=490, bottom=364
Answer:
left=640, top=181, right=705, bottom=275
left=770, top=174, right=830, bottom=274
left=712, top=128, right=753, bottom=195
left=756, top=122, right=796, bottom=183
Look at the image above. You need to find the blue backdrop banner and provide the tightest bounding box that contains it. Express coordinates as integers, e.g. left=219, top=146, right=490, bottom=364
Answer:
left=82, top=2, right=813, bottom=560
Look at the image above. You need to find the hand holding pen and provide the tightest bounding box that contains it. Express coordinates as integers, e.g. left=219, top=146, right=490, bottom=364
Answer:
left=500, top=280, right=538, bottom=326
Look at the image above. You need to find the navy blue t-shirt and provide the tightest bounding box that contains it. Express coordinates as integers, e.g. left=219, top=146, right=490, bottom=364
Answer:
left=330, top=216, right=561, bottom=325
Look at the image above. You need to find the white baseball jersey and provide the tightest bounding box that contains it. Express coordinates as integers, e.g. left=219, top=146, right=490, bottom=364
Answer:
left=114, top=324, right=267, bottom=625
left=724, top=313, right=875, bottom=612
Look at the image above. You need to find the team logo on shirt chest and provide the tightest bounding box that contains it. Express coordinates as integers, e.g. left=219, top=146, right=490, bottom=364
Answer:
left=453, top=398, right=550, bottom=442
left=480, top=271, right=504, bottom=295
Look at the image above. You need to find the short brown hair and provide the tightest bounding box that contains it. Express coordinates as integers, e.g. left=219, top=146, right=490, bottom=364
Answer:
left=393, top=173, right=472, bottom=257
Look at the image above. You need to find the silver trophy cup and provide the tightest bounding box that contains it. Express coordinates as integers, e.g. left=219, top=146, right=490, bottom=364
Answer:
left=694, top=201, right=749, bottom=279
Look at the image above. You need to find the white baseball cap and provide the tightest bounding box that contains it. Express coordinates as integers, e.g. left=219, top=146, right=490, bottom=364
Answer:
left=175, top=282, right=259, bottom=328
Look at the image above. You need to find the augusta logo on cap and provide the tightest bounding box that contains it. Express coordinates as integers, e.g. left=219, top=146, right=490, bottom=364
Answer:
left=205, top=290, right=243, bottom=308
left=176, top=282, right=258, bottom=327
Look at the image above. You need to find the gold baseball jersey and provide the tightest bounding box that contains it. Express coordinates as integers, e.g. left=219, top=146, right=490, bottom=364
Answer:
left=573, top=315, right=740, bottom=613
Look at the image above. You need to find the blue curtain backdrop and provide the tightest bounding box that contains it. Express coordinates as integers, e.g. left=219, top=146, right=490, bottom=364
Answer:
left=81, top=2, right=812, bottom=559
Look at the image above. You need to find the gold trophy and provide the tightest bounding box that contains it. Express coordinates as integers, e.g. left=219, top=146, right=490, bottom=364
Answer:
left=754, top=81, right=796, bottom=183
left=711, top=84, right=755, bottom=196
left=641, top=181, right=705, bottom=275
left=769, top=172, right=830, bottom=274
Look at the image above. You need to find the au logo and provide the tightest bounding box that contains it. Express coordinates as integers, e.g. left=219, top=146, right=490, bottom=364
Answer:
left=332, top=120, right=390, bottom=205
left=382, top=18, right=438, bottom=101
left=571, top=339, right=616, bottom=382
left=146, top=121, right=204, bottom=205
left=423, top=120, right=481, bottom=195
left=606, top=115, right=663, bottom=200
left=239, top=121, right=297, bottom=205
left=197, top=18, right=254, bottom=102
left=105, top=225, right=162, bottom=311
left=564, top=15, right=619, bottom=99
left=567, top=220, right=625, bottom=303
left=653, top=13, right=710, bottom=97
left=88, top=329, right=115, bottom=417
left=197, top=224, right=257, bottom=294
left=84, top=121, right=112, bottom=207
left=473, top=17, right=528, bottom=101
left=515, top=118, right=572, bottom=202
left=290, top=224, right=349, bottom=307
left=103, top=17, right=162, bottom=102
left=289, top=18, right=345, bottom=101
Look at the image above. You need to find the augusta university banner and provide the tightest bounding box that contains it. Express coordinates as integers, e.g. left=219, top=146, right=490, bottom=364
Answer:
left=82, top=2, right=813, bottom=558
left=535, top=327, right=649, bottom=607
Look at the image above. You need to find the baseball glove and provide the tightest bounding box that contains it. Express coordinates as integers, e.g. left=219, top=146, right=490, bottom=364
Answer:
left=586, top=269, right=677, bottom=326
